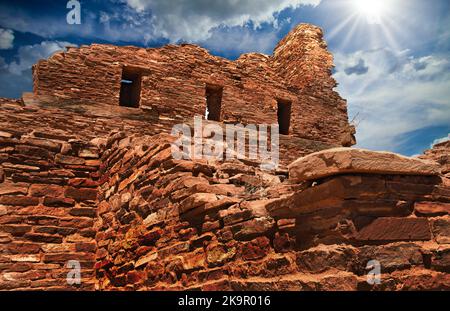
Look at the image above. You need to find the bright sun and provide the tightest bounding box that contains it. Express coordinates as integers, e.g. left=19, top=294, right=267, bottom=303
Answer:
left=352, top=0, right=387, bottom=24
left=327, top=0, right=400, bottom=51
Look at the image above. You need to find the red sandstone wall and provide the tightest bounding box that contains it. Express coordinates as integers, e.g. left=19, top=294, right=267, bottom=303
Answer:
left=32, top=24, right=355, bottom=147
left=92, top=133, right=450, bottom=291
left=1, top=22, right=447, bottom=291
left=1, top=96, right=449, bottom=291
left=271, top=24, right=355, bottom=146
left=0, top=95, right=338, bottom=290
left=272, top=24, right=337, bottom=91
left=0, top=129, right=99, bottom=290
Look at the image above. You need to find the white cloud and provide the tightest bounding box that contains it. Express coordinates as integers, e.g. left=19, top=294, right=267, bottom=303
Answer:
left=0, top=40, right=76, bottom=99
left=334, top=48, right=450, bottom=153
left=122, top=0, right=321, bottom=42
left=0, top=28, right=14, bottom=49
left=8, top=41, right=76, bottom=75
left=0, top=1, right=319, bottom=47
left=202, top=26, right=279, bottom=57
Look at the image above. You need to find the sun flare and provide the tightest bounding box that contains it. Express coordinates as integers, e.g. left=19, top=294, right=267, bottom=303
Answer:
left=352, top=0, right=387, bottom=24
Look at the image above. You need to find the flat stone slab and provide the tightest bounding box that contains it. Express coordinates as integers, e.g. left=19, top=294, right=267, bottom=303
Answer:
left=266, top=174, right=439, bottom=218
left=355, top=217, right=431, bottom=242
left=414, top=201, right=450, bottom=216
left=288, top=148, right=440, bottom=182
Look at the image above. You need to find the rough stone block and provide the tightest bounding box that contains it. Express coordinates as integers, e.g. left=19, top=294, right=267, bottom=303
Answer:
left=355, top=217, right=431, bottom=242
left=0, top=195, right=39, bottom=206
left=289, top=148, right=440, bottom=182
left=239, top=236, right=271, bottom=261
left=432, top=217, right=450, bottom=244
left=296, top=244, right=357, bottom=273
left=415, top=201, right=450, bottom=216
left=65, top=187, right=97, bottom=202
left=358, top=242, right=423, bottom=273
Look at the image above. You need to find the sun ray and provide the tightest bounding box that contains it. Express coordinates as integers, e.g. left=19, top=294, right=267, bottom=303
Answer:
left=329, top=0, right=405, bottom=53
left=338, top=14, right=364, bottom=51
left=378, top=18, right=402, bottom=51
left=327, top=12, right=358, bottom=41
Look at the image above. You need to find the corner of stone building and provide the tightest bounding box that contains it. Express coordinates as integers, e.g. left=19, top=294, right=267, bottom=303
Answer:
left=271, top=23, right=337, bottom=91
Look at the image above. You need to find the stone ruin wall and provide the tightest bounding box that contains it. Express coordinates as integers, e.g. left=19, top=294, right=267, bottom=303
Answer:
left=0, top=23, right=449, bottom=291
left=92, top=134, right=450, bottom=291
left=32, top=24, right=355, bottom=150
left=0, top=94, right=449, bottom=290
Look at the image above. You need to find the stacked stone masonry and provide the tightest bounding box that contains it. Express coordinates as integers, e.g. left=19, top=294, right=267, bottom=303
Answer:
left=1, top=103, right=449, bottom=290
left=32, top=24, right=356, bottom=150
left=0, top=23, right=449, bottom=291
left=90, top=134, right=450, bottom=290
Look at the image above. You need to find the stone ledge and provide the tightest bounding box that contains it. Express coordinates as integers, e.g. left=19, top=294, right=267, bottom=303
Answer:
left=288, top=147, right=441, bottom=182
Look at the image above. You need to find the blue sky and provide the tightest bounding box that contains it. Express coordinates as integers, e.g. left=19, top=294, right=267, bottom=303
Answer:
left=0, top=0, right=449, bottom=156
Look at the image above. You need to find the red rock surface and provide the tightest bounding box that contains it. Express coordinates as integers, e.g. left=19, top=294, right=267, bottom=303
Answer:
left=288, top=147, right=440, bottom=182
left=0, top=23, right=449, bottom=291
left=2, top=125, right=447, bottom=291
left=354, top=218, right=431, bottom=242
left=421, top=140, right=450, bottom=178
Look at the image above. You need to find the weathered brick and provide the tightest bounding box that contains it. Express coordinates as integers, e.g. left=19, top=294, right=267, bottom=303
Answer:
left=21, top=137, right=61, bottom=152
left=55, top=154, right=85, bottom=165
left=4, top=242, right=41, bottom=254
left=15, top=145, right=52, bottom=159
left=139, top=228, right=162, bottom=246
left=24, top=233, right=63, bottom=243
left=296, top=244, right=357, bottom=273
left=431, top=248, right=450, bottom=272
left=65, top=187, right=97, bottom=202
left=0, top=183, right=29, bottom=195
left=43, top=196, right=75, bottom=207
left=432, top=217, right=450, bottom=244
left=230, top=217, right=275, bottom=240
left=34, top=226, right=77, bottom=236
left=59, top=217, right=93, bottom=229
left=29, top=184, right=65, bottom=197
left=206, top=242, right=236, bottom=267
left=358, top=243, right=423, bottom=273
left=0, top=195, right=39, bottom=206
left=0, top=224, right=32, bottom=236
left=415, top=201, right=450, bottom=216
left=43, top=252, right=94, bottom=263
